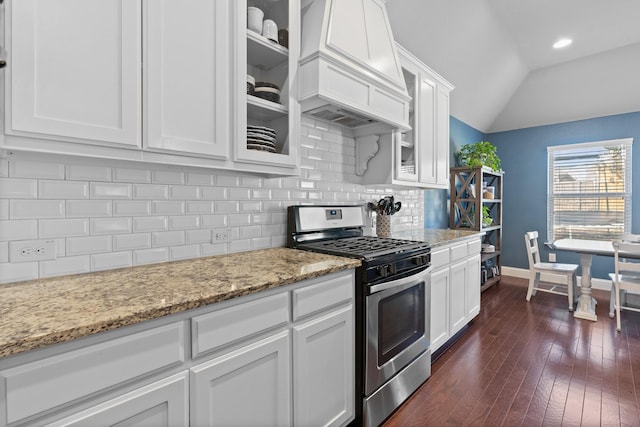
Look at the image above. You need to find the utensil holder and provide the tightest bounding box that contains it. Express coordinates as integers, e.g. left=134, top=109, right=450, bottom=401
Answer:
left=376, top=214, right=391, bottom=238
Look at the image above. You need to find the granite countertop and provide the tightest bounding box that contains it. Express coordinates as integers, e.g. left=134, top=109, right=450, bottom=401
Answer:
left=0, top=248, right=361, bottom=359
left=392, top=228, right=483, bottom=247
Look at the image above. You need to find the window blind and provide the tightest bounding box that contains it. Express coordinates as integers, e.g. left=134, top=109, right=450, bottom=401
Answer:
left=547, top=138, right=633, bottom=242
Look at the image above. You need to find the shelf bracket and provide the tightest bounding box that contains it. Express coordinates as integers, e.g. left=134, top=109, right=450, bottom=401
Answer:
left=354, top=135, right=380, bottom=176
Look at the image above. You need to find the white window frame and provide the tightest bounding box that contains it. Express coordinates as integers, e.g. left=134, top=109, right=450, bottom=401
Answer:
left=547, top=138, right=633, bottom=242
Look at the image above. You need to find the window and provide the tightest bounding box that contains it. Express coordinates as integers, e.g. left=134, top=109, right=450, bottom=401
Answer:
left=547, top=138, right=633, bottom=241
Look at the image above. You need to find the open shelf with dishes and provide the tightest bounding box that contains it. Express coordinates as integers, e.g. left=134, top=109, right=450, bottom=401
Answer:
left=450, top=166, right=504, bottom=292
left=238, top=0, right=299, bottom=169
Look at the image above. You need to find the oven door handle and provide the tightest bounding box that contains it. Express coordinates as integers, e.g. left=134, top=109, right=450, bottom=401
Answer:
left=369, top=266, right=431, bottom=294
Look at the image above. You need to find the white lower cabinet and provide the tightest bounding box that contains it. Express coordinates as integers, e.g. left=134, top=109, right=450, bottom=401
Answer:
left=45, top=373, right=189, bottom=427
left=191, top=331, right=292, bottom=427
left=293, top=306, right=354, bottom=427
left=0, top=270, right=355, bottom=427
left=430, top=237, right=482, bottom=353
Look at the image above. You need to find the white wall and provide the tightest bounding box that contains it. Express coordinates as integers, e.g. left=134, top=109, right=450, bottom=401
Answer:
left=0, top=118, right=424, bottom=284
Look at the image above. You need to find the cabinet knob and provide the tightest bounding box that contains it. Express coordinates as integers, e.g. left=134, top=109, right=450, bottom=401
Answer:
left=0, top=60, right=5, bottom=69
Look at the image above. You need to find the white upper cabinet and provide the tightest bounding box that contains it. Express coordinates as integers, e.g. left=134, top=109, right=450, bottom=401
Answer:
left=357, top=43, right=453, bottom=188
left=6, top=0, right=142, bottom=148
left=144, top=0, right=231, bottom=158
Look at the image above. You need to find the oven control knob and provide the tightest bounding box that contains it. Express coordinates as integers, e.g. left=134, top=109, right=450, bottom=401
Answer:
left=413, top=255, right=429, bottom=266
left=389, top=264, right=397, bottom=275
left=378, top=265, right=389, bottom=278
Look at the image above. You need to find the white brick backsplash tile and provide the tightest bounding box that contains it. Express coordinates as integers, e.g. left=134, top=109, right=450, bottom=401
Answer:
left=170, top=244, right=200, bottom=261
left=0, top=178, right=38, bottom=199
left=251, top=237, right=272, bottom=250
left=229, top=239, right=251, bottom=252
left=114, top=201, right=151, bottom=216
left=200, top=214, right=227, bottom=228
left=239, top=225, right=261, bottom=239
left=169, top=215, right=199, bottom=230
left=133, top=216, right=168, bottom=233
left=228, top=188, right=250, bottom=200
left=66, top=165, right=112, bottom=181
left=113, top=233, right=151, bottom=251
left=90, top=218, right=132, bottom=235
left=91, top=252, right=132, bottom=271
left=90, top=183, right=132, bottom=199
left=39, top=180, right=89, bottom=199
left=67, top=235, right=112, bottom=255
left=271, top=189, right=289, bottom=199
left=251, top=212, right=271, bottom=224
left=251, top=189, right=271, bottom=199
left=40, top=219, right=89, bottom=238
left=133, top=248, right=169, bottom=265
left=113, top=168, right=152, bottom=183
left=215, top=201, right=239, bottom=214
left=152, top=201, right=184, bottom=215
left=169, top=186, right=200, bottom=200
left=0, top=262, right=39, bottom=284
left=186, top=229, right=211, bottom=244
left=152, top=170, right=184, bottom=185
left=262, top=201, right=283, bottom=211
left=186, top=173, right=214, bottom=186
left=281, top=178, right=298, bottom=189
left=228, top=214, right=251, bottom=226
left=0, top=242, right=8, bottom=262
left=0, top=200, right=8, bottom=220
left=201, top=242, right=226, bottom=257
left=201, top=187, right=226, bottom=200
left=186, top=201, right=213, bottom=215
left=10, top=200, right=64, bottom=219
left=308, top=192, right=323, bottom=200
left=240, top=201, right=261, bottom=212
left=10, top=160, right=64, bottom=179
left=0, top=220, right=38, bottom=241
left=40, top=256, right=91, bottom=278
left=216, top=175, right=239, bottom=187
left=67, top=200, right=112, bottom=218
left=133, top=184, right=168, bottom=200
left=240, top=176, right=262, bottom=187
left=152, top=230, right=185, bottom=247
left=262, top=178, right=282, bottom=188
left=262, top=223, right=285, bottom=237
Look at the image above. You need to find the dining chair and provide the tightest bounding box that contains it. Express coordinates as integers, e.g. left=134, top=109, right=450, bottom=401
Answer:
left=608, top=240, right=640, bottom=332
left=524, top=231, right=579, bottom=311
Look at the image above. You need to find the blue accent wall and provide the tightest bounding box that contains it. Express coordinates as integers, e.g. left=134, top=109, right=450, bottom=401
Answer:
left=487, top=111, right=640, bottom=279
left=424, top=117, right=484, bottom=229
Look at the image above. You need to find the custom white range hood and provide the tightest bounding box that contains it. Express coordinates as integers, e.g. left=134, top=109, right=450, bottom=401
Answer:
left=298, top=0, right=411, bottom=130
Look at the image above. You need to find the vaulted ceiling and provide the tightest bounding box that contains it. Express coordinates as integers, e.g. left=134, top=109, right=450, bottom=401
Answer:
left=386, top=0, right=640, bottom=133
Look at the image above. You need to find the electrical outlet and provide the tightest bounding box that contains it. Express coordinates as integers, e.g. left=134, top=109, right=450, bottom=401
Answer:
left=9, top=239, right=57, bottom=262
left=213, top=228, right=233, bottom=243
left=549, top=253, right=556, bottom=262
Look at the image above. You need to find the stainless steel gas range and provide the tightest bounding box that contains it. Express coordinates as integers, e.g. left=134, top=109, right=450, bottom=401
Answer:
left=287, top=205, right=432, bottom=427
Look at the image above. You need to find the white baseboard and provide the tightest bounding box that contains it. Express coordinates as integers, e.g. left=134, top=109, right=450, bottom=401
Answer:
left=502, top=266, right=612, bottom=291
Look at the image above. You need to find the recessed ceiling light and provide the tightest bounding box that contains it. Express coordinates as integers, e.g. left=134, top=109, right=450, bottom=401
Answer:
left=553, top=38, right=573, bottom=49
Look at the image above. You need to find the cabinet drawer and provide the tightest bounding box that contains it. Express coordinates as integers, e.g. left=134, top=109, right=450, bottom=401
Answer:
left=450, top=242, right=469, bottom=262
left=430, top=247, right=450, bottom=269
left=192, top=292, right=289, bottom=358
left=468, top=238, right=482, bottom=255
left=1, top=322, right=185, bottom=425
left=293, top=273, right=354, bottom=321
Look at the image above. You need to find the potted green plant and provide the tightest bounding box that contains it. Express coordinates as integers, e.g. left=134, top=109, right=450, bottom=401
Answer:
left=482, top=206, right=493, bottom=227
left=456, top=141, right=502, bottom=172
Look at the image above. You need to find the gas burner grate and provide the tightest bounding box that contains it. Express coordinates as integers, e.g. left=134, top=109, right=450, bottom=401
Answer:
left=302, top=236, right=427, bottom=258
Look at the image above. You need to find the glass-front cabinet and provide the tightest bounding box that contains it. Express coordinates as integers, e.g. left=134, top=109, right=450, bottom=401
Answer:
left=236, top=0, right=299, bottom=171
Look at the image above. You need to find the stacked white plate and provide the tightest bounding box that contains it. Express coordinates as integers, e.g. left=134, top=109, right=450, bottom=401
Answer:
left=247, top=125, right=277, bottom=153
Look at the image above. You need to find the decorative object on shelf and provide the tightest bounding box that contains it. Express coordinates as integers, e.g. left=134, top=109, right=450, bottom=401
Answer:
left=247, top=74, right=255, bottom=95
left=368, top=196, right=402, bottom=238
left=247, top=125, right=277, bottom=153
left=483, top=185, right=495, bottom=199
left=278, top=29, right=289, bottom=48
left=247, top=7, right=264, bottom=33
left=456, top=141, right=502, bottom=172
left=482, top=206, right=493, bottom=227
left=254, top=82, right=280, bottom=103
left=262, top=19, right=278, bottom=43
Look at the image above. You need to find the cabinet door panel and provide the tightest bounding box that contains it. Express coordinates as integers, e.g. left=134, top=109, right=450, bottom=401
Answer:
left=46, top=373, right=188, bottom=427
left=430, top=267, right=450, bottom=353
left=191, top=331, right=291, bottom=427
left=466, top=253, right=481, bottom=320
left=417, top=75, right=436, bottom=185
left=435, top=85, right=451, bottom=186
left=145, top=0, right=230, bottom=158
left=293, top=305, right=354, bottom=427
left=449, top=260, right=468, bottom=335
left=8, top=0, right=141, bottom=147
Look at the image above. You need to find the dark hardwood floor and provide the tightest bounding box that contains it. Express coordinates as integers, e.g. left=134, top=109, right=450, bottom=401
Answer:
left=383, top=276, right=640, bottom=427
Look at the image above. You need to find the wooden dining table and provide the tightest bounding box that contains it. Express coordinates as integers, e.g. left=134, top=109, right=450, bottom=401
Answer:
left=547, top=239, right=617, bottom=322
